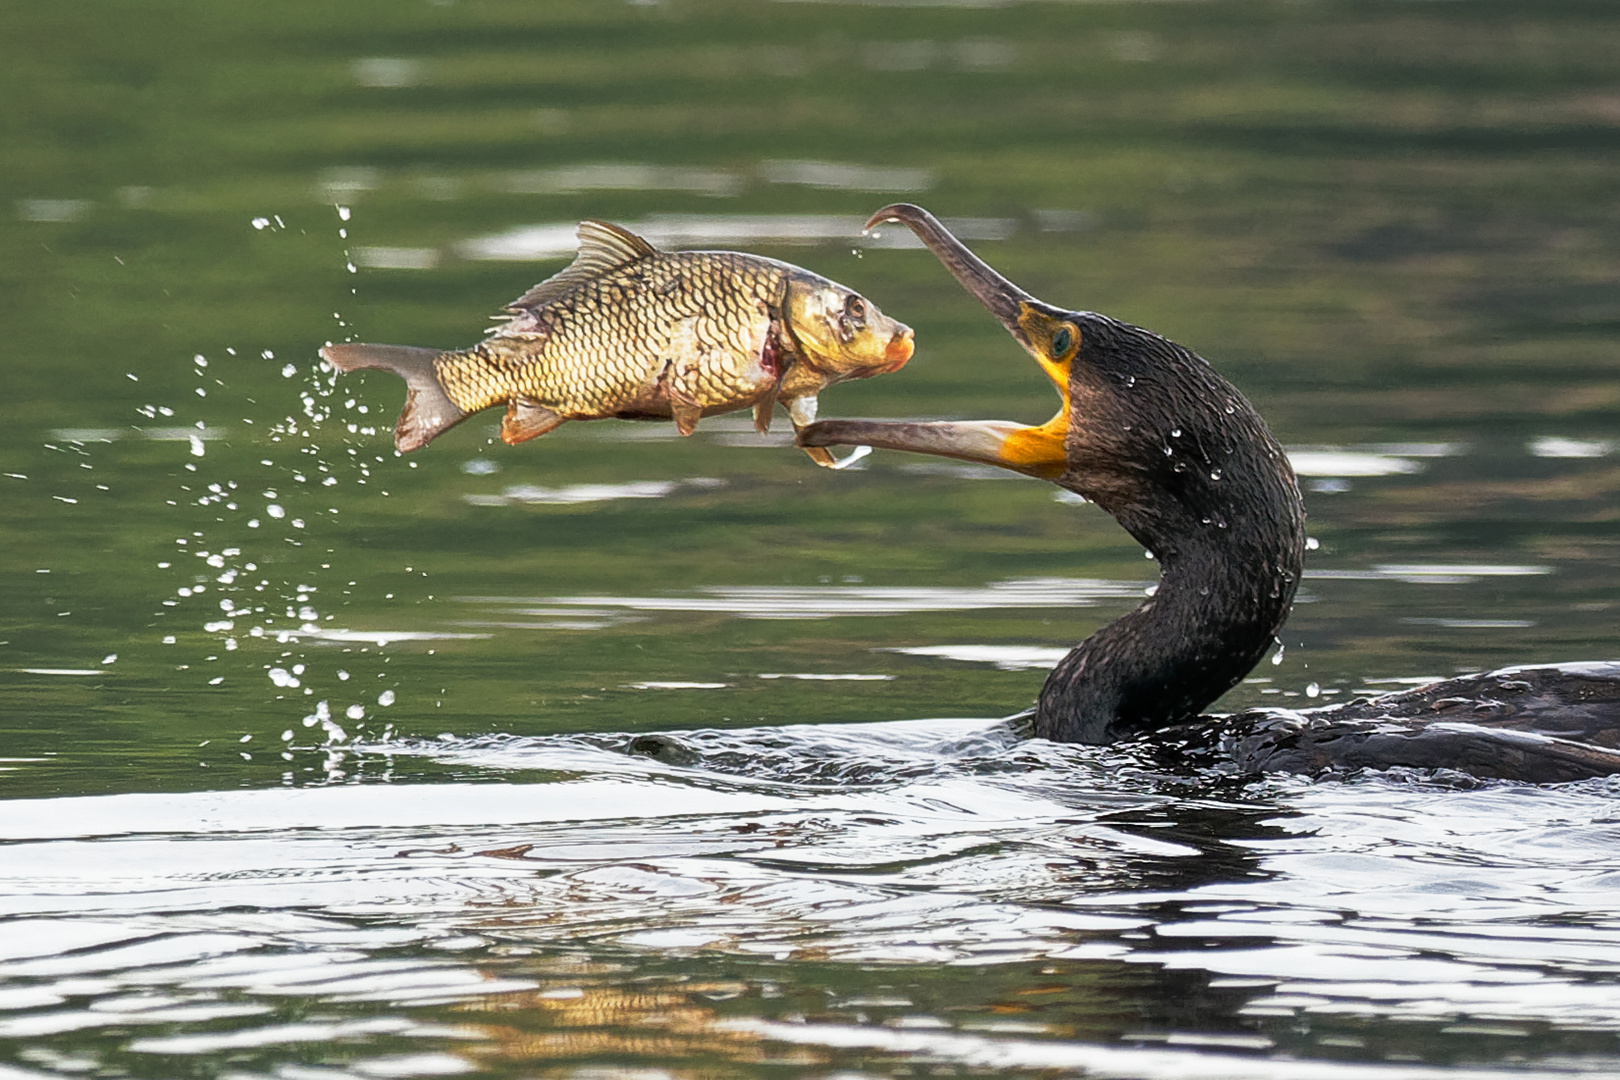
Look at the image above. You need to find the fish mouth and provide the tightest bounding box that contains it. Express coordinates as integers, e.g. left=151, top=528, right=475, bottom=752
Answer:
left=883, top=326, right=915, bottom=372
left=864, top=204, right=1039, bottom=349
left=793, top=206, right=1072, bottom=480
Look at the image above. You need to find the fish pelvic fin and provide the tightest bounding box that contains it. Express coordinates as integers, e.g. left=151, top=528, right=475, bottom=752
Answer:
left=320, top=344, right=467, bottom=453
left=502, top=398, right=565, bottom=444
left=671, top=397, right=702, bottom=437
left=505, top=220, right=660, bottom=313
left=787, top=396, right=869, bottom=467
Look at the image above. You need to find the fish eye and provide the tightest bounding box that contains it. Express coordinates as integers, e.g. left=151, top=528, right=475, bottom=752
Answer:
left=1051, top=325, right=1073, bottom=357
left=845, top=296, right=866, bottom=320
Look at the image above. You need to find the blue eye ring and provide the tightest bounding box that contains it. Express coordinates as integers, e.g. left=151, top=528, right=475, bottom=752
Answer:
left=1051, top=325, right=1074, bottom=357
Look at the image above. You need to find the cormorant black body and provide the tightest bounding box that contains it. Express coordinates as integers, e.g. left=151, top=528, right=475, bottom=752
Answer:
left=800, top=204, right=1620, bottom=783
left=1032, top=313, right=1305, bottom=746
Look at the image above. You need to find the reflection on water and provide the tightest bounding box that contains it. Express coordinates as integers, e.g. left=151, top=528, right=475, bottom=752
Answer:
left=886, top=643, right=1072, bottom=670
left=457, top=213, right=1017, bottom=261
left=1531, top=437, right=1615, bottom=459
left=462, top=577, right=1148, bottom=621
left=461, top=478, right=720, bottom=507
left=5, top=721, right=1620, bottom=1075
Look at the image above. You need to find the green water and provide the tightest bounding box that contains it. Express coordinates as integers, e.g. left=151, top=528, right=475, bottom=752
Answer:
left=1, top=2, right=1618, bottom=1076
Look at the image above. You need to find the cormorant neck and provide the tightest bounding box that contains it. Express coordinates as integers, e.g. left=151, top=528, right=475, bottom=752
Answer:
left=1036, top=499, right=1303, bottom=742
left=1034, top=315, right=1306, bottom=743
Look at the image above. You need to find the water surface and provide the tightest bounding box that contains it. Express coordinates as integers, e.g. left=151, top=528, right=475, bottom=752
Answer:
left=2, top=1, right=1618, bottom=1076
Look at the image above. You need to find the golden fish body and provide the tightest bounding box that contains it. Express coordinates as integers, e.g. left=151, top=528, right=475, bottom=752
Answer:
left=321, top=220, right=914, bottom=464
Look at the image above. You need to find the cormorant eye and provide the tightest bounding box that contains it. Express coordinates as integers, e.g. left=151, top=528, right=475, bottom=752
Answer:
left=1051, top=325, right=1073, bottom=357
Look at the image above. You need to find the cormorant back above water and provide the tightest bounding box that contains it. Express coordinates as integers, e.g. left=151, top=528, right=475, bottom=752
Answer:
left=798, top=204, right=1620, bottom=783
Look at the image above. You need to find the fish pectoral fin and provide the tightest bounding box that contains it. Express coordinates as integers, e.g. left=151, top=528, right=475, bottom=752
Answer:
left=789, top=397, right=870, bottom=469
left=799, top=443, right=872, bottom=470
left=787, top=395, right=818, bottom=427
left=501, top=398, right=565, bottom=444
left=670, top=397, right=703, bottom=437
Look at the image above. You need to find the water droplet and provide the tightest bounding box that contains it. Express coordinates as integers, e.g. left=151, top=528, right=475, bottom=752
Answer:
left=1271, top=644, right=1285, bottom=666
left=1209, top=469, right=1222, bottom=481
left=1305, top=537, right=1320, bottom=551
left=1170, top=428, right=1181, bottom=438
left=337, top=205, right=352, bottom=221
left=1125, top=375, right=1136, bottom=387
left=378, top=689, right=396, bottom=706
left=1306, top=682, right=1321, bottom=698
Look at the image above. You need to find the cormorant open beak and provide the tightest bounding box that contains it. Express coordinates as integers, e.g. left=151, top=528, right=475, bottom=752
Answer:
left=796, top=206, right=1071, bottom=481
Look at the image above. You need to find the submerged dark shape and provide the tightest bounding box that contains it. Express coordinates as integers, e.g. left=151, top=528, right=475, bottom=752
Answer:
left=801, top=204, right=1620, bottom=783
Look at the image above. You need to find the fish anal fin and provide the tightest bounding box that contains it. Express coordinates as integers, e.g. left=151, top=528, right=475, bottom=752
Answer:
left=671, top=397, right=702, bottom=437
left=320, top=343, right=467, bottom=453
left=502, top=398, right=565, bottom=444
left=506, top=220, right=660, bottom=313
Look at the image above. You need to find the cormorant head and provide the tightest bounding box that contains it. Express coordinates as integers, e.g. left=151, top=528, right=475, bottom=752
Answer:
left=863, top=204, right=1077, bottom=482
left=844, top=205, right=1301, bottom=555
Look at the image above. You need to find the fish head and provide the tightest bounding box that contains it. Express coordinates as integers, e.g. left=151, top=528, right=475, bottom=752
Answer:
left=783, top=273, right=914, bottom=385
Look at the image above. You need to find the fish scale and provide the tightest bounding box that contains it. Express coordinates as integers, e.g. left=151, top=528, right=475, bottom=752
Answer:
left=322, top=218, right=913, bottom=464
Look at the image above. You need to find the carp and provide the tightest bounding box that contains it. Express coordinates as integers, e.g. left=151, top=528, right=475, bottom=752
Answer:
left=321, top=219, right=914, bottom=466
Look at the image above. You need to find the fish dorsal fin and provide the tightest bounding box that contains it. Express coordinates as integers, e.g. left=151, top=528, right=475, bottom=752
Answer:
left=507, top=220, right=660, bottom=312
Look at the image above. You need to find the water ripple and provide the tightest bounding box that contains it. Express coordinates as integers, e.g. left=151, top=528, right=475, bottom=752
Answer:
left=4, top=719, right=1620, bottom=1074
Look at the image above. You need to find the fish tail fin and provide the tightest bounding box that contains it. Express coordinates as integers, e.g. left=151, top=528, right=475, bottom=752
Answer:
left=320, top=344, right=468, bottom=452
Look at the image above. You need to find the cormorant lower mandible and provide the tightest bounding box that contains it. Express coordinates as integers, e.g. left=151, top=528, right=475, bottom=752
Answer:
left=799, top=204, right=1620, bottom=783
